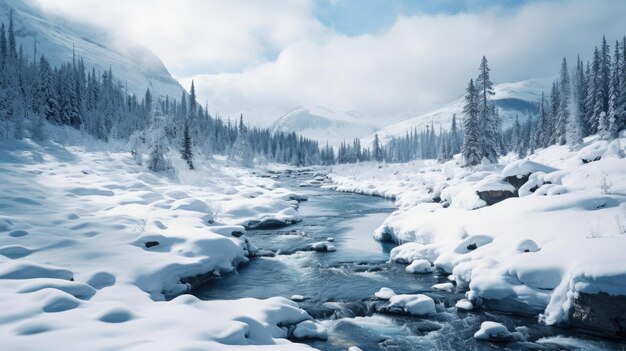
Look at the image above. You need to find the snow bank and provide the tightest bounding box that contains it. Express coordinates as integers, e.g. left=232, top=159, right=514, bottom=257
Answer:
left=327, top=134, right=626, bottom=328
left=0, top=139, right=314, bottom=350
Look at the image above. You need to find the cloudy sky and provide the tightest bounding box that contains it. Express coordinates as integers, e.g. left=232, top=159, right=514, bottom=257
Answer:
left=31, top=0, right=626, bottom=126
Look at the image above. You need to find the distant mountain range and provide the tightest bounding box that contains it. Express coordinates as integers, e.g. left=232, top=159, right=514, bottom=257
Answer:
left=368, top=78, right=553, bottom=145
left=1, top=0, right=183, bottom=99
left=269, top=106, right=378, bottom=147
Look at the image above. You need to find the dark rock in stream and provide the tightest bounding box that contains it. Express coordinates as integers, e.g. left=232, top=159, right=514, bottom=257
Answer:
left=144, top=241, right=159, bottom=248
left=570, top=292, right=626, bottom=339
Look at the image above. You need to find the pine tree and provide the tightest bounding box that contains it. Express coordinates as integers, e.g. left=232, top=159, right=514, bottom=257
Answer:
left=372, top=133, right=383, bottom=162
left=181, top=120, right=194, bottom=170
left=568, top=57, right=584, bottom=148
left=556, top=57, right=570, bottom=145
left=606, top=40, right=621, bottom=139
left=475, top=56, right=498, bottom=162
left=462, top=79, right=481, bottom=166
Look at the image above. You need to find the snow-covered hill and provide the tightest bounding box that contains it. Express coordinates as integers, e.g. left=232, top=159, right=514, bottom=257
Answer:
left=269, top=106, right=378, bottom=147
left=373, top=78, right=553, bottom=144
left=1, top=0, right=183, bottom=99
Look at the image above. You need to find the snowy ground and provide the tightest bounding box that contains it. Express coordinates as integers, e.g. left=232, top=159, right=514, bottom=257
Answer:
left=0, top=133, right=318, bottom=350
left=326, top=132, right=626, bottom=328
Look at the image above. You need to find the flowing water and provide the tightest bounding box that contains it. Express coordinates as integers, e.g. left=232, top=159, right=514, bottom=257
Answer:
left=195, top=170, right=624, bottom=351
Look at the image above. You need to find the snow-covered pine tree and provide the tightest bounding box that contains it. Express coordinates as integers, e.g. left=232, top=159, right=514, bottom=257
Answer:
left=568, top=57, right=585, bottom=148
left=450, top=113, right=461, bottom=155
left=606, top=40, right=622, bottom=139
left=556, top=57, right=570, bottom=145
left=475, top=56, right=498, bottom=162
left=462, top=79, right=481, bottom=166
left=372, top=133, right=383, bottom=163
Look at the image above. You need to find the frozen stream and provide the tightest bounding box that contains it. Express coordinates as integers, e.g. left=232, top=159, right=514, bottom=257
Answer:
left=195, top=171, right=623, bottom=351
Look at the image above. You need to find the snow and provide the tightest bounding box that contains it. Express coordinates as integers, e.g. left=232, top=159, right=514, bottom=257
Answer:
left=309, top=241, right=336, bottom=252
left=432, top=282, right=455, bottom=292
left=374, top=287, right=396, bottom=300
left=292, top=320, right=328, bottom=340
left=405, top=259, right=433, bottom=274
left=455, top=299, right=473, bottom=311
left=326, top=133, right=626, bottom=325
left=0, top=137, right=316, bottom=350
left=473, top=321, right=512, bottom=341
left=387, top=294, right=437, bottom=316
left=501, top=160, right=558, bottom=178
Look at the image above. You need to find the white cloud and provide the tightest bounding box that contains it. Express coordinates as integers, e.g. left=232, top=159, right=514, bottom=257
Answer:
left=30, top=0, right=626, bottom=126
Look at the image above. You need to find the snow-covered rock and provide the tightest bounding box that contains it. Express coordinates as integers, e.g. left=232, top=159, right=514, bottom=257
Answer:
left=432, top=282, right=455, bottom=292
left=387, top=294, right=437, bottom=316
left=473, top=321, right=512, bottom=341
left=455, top=299, right=473, bottom=311
left=292, top=320, right=328, bottom=340
left=374, top=287, right=396, bottom=300
left=309, top=241, right=336, bottom=252
left=405, top=259, right=433, bottom=274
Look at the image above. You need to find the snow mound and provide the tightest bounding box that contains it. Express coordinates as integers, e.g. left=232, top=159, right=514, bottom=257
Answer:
left=502, top=160, right=558, bottom=178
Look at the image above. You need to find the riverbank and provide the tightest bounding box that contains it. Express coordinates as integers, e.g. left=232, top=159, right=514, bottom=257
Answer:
left=0, top=138, right=317, bottom=350
left=324, top=133, right=626, bottom=339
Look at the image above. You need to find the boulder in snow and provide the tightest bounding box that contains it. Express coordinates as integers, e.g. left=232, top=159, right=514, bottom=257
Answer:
left=455, top=299, right=473, bottom=311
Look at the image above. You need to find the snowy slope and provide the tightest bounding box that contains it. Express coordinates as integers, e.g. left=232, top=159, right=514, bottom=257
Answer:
left=373, top=78, right=553, bottom=144
left=0, top=0, right=183, bottom=99
left=0, top=128, right=319, bottom=350
left=269, top=106, right=377, bottom=147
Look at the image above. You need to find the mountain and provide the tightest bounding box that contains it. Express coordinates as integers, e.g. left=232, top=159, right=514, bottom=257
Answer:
left=1, top=0, right=183, bottom=99
left=372, top=78, right=553, bottom=144
left=269, top=106, right=378, bottom=147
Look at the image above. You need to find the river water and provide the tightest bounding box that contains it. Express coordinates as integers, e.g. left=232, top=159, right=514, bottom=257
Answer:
left=195, top=170, right=623, bottom=351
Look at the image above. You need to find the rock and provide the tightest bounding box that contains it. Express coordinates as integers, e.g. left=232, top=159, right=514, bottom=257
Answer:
left=231, top=231, right=244, bottom=237
left=570, top=292, right=626, bottom=339
left=405, top=259, right=433, bottom=274
left=473, top=321, right=512, bottom=341
left=476, top=189, right=516, bottom=206
left=292, top=320, right=328, bottom=340
left=504, top=175, right=529, bottom=192
left=309, top=242, right=336, bottom=252
left=466, top=243, right=477, bottom=251
left=455, top=299, right=473, bottom=311
left=374, top=287, right=396, bottom=300
left=388, top=294, right=437, bottom=316
left=326, top=237, right=334, bottom=242
left=291, top=294, right=305, bottom=302
left=432, top=282, right=454, bottom=292
left=144, top=241, right=159, bottom=248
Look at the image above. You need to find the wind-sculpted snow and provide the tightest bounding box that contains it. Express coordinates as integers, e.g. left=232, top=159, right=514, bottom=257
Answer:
left=0, top=138, right=316, bottom=350
left=326, top=132, right=626, bottom=326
